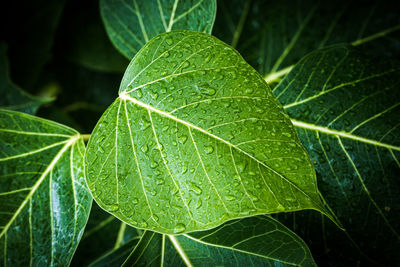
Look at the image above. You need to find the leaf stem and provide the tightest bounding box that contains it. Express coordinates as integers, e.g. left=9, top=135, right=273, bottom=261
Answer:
left=80, top=134, right=91, bottom=141
left=231, top=0, right=252, bottom=49
left=351, top=24, right=400, bottom=46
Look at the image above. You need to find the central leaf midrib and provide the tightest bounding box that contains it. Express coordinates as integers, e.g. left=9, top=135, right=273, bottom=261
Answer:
left=291, top=119, right=400, bottom=151
left=119, top=93, right=322, bottom=208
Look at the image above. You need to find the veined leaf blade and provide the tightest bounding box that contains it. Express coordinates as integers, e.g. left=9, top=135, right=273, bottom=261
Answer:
left=87, top=216, right=316, bottom=267
left=0, top=109, right=92, bottom=266
left=213, top=0, right=400, bottom=83
left=100, top=0, right=217, bottom=59
left=85, top=31, right=331, bottom=234
left=274, top=45, right=400, bottom=265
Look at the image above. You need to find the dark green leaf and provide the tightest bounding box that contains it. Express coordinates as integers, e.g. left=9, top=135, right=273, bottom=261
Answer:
left=89, top=216, right=316, bottom=266
left=213, top=0, right=400, bottom=83
left=100, top=0, right=217, bottom=59
left=0, top=44, right=52, bottom=114
left=0, top=110, right=92, bottom=266
left=71, top=202, right=140, bottom=266
left=274, top=45, right=400, bottom=266
left=85, top=31, right=332, bottom=234
left=61, top=0, right=129, bottom=73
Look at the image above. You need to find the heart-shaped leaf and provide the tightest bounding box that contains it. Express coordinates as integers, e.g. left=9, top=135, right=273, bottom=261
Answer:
left=0, top=109, right=92, bottom=266
left=274, top=45, right=400, bottom=265
left=85, top=30, right=333, bottom=234
left=100, top=0, right=217, bottom=59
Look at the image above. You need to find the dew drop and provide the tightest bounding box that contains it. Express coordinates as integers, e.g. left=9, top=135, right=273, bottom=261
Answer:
left=182, top=166, right=188, bottom=174
left=133, top=198, right=139, bottom=204
left=174, top=223, right=186, bottom=233
left=190, top=184, right=202, bottom=195
left=205, top=54, right=212, bottom=63
left=181, top=61, right=190, bottom=69
left=196, top=199, right=202, bottom=209
left=276, top=204, right=285, bottom=211
left=156, top=178, right=165, bottom=185
left=205, top=145, right=214, bottom=154
left=201, top=87, right=216, bottom=96
left=151, top=161, right=159, bottom=168
left=178, top=135, right=188, bottom=144
left=282, top=132, right=292, bottom=137
left=166, top=38, right=173, bottom=45
left=251, top=195, right=259, bottom=202
left=236, top=162, right=247, bottom=173
left=108, top=204, right=119, bottom=211
left=141, top=145, right=148, bottom=153
left=225, top=195, right=236, bottom=201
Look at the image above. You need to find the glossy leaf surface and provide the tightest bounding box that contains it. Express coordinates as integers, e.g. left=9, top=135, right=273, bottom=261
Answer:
left=85, top=31, right=330, bottom=234
left=100, top=0, right=217, bottom=59
left=88, top=216, right=316, bottom=266
left=0, top=44, right=52, bottom=114
left=274, top=45, right=400, bottom=265
left=0, top=110, right=92, bottom=266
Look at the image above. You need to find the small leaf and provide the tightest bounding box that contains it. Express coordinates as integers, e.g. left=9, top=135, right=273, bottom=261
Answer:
left=88, top=216, right=316, bottom=266
left=0, top=44, right=52, bottom=114
left=100, top=0, right=217, bottom=59
left=274, top=45, right=400, bottom=265
left=85, top=31, right=332, bottom=234
left=0, top=109, right=92, bottom=266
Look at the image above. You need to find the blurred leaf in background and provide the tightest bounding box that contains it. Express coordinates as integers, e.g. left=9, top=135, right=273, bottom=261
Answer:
left=0, top=43, right=53, bottom=114
left=213, top=0, right=400, bottom=86
left=100, top=0, right=217, bottom=59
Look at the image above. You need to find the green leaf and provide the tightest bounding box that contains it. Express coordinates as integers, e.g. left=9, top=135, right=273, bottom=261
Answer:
left=88, top=216, right=316, bottom=266
left=274, top=45, right=400, bottom=265
left=0, top=109, right=92, bottom=266
left=71, top=203, right=140, bottom=266
left=0, top=44, right=52, bottom=114
left=85, top=30, right=332, bottom=234
left=100, top=0, right=217, bottom=59
left=213, top=0, right=400, bottom=83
